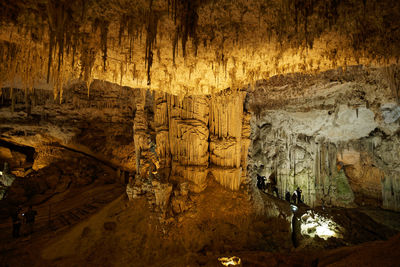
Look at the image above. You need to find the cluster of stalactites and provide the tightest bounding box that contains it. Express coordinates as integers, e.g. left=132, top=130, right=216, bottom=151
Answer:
left=0, top=0, right=399, bottom=98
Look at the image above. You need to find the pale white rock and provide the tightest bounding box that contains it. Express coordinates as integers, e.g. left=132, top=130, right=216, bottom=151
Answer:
left=381, top=104, right=400, bottom=124
left=261, top=105, right=377, bottom=143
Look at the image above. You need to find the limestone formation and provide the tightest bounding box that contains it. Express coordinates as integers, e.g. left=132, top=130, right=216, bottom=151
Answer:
left=134, top=91, right=150, bottom=175
left=0, top=147, right=12, bottom=161
left=170, top=182, right=193, bottom=215
left=152, top=180, right=173, bottom=214
left=1, top=1, right=399, bottom=95
left=248, top=67, right=400, bottom=211
left=154, top=92, right=171, bottom=169
left=2, top=2, right=400, bottom=265
left=209, top=90, right=247, bottom=190
left=0, top=162, right=16, bottom=199
left=168, top=94, right=210, bottom=192
left=2, top=67, right=400, bottom=213
left=126, top=87, right=253, bottom=210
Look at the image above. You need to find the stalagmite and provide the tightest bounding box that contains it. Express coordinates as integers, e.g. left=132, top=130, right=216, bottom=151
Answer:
left=134, top=90, right=150, bottom=175
left=154, top=91, right=171, bottom=170
left=241, top=112, right=252, bottom=184
left=209, top=90, right=246, bottom=190
left=168, top=94, right=210, bottom=192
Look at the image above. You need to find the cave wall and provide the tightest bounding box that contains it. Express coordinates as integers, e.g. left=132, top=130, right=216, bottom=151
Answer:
left=247, top=67, right=400, bottom=211
left=1, top=81, right=252, bottom=194
left=209, top=90, right=248, bottom=190
left=168, top=94, right=210, bottom=192
left=1, top=80, right=139, bottom=173
left=139, top=89, right=250, bottom=192
left=2, top=66, right=400, bottom=212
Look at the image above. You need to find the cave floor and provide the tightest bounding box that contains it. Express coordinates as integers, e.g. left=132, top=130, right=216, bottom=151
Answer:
left=0, top=180, right=399, bottom=266
left=0, top=182, right=125, bottom=266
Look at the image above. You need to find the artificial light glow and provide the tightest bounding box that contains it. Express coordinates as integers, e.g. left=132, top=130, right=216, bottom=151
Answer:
left=300, top=210, right=343, bottom=240
left=290, top=204, right=298, bottom=213
left=218, top=256, right=241, bottom=266
left=315, top=225, right=336, bottom=237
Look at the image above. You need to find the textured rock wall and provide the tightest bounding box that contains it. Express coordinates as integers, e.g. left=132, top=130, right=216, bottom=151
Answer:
left=241, top=112, right=252, bottom=183
left=134, top=89, right=251, bottom=193
left=154, top=92, right=171, bottom=169
left=134, top=90, right=151, bottom=175
left=248, top=67, right=400, bottom=211
left=1, top=81, right=138, bottom=172
left=1, top=82, right=252, bottom=194
left=371, top=134, right=400, bottom=211
left=209, top=90, right=246, bottom=190
left=168, top=94, right=210, bottom=192
left=249, top=127, right=355, bottom=208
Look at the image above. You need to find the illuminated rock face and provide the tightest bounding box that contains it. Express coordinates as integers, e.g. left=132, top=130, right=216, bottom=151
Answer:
left=133, top=89, right=250, bottom=192
left=1, top=66, right=400, bottom=212
left=0, top=0, right=399, bottom=96
left=338, top=150, right=384, bottom=206
left=168, top=94, right=210, bottom=192
left=300, top=210, right=344, bottom=240
left=0, top=82, right=138, bottom=172
left=209, top=90, right=248, bottom=190
left=248, top=67, right=400, bottom=211
left=0, top=81, right=252, bottom=195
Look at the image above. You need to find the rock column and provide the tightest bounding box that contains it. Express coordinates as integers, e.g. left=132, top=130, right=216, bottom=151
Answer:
left=209, top=90, right=246, bottom=190
left=168, top=95, right=210, bottom=192
left=133, top=90, right=150, bottom=176
left=154, top=92, right=171, bottom=170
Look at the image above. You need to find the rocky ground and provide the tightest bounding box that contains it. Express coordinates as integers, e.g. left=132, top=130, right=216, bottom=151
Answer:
left=0, top=174, right=399, bottom=266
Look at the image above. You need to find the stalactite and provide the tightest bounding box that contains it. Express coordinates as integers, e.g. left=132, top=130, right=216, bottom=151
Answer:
left=11, top=88, right=15, bottom=113
left=47, top=30, right=55, bottom=83
left=100, top=19, right=110, bottom=72
left=372, top=138, right=375, bottom=156
left=327, top=143, right=330, bottom=176
left=24, top=88, right=29, bottom=115
left=316, top=141, right=320, bottom=189
left=118, top=15, right=126, bottom=46
left=145, top=1, right=158, bottom=86
left=293, top=147, right=296, bottom=184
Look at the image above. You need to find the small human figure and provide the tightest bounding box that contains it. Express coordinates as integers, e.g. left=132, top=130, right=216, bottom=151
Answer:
left=292, top=190, right=298, bottom=204
left=261, top=176, right=267, bottom=191
left=285, top=191, right=291, bottom=202
left=256, top=174, right=263, bottom=190
left=11, top=206, right=22, bottom=238
left=23, top=206, right=37, bottom=235
left=272, top=185, right=279, bottom=198
left=296, top=187, right=302, bottom=204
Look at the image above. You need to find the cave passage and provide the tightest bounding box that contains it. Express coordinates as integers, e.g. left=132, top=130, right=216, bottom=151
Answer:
left=0, top=0, right=399, bottom=263
left=0, top=139, right=35, bottom=163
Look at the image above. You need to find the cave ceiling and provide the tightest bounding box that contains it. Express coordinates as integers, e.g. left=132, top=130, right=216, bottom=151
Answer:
left=0, top=0, right=399, bottom=97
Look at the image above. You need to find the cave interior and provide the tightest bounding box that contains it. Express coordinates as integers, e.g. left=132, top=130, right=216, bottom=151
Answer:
left=1, top=0, right=400, bottom=266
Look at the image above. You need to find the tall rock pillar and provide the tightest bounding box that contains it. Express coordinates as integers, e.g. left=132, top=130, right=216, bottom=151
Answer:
left=154, top=92, right=171, bottom=168
left=209, top=90, right=246, bottom=190
left=133, top=90, right=150, bottom=176
left=168, top=95, right=210, bottom=192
